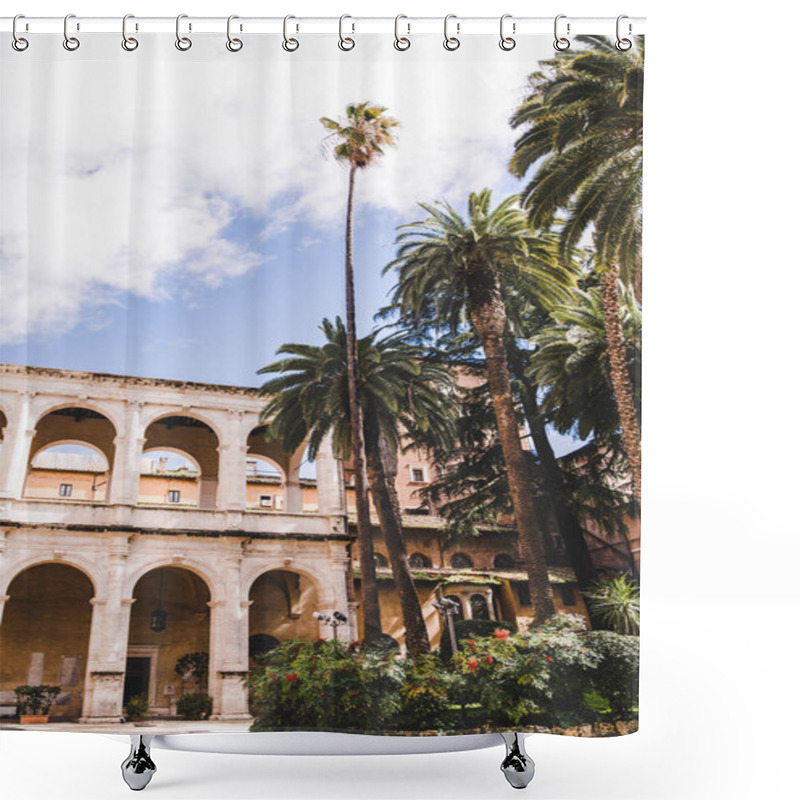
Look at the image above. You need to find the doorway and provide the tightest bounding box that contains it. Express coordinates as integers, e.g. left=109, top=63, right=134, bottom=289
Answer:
left=123, top=656, right=151, bottom=705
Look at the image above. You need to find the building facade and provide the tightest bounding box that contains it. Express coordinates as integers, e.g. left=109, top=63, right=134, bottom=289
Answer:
left=0, top=363, right=590, bottom=724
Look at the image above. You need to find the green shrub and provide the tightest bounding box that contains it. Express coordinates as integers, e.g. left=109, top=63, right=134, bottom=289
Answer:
left=124, top=694, right=149, bottom=721
left=176, top=692, right=213, bottom=720
left=14, top=685, right=61, bottom=716
left=175, top=652, right=209, bottom=684
left=581, top=630, right=639, bottom=719
left=439, top=619, right=517, bottom=664
left=247, top=639, right=405, bottom=732
left=392, top=655, right=452, bottom=731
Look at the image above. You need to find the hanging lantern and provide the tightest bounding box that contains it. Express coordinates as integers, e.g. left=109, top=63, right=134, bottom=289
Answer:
left=150, top=569, right=167, bottom=632
left=150, top=607, right=167, bottom=632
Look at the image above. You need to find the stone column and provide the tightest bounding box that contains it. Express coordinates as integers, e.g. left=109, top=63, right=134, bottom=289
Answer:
left=284, top=447, right=305, bottom=513
left=461, top=591, right=473, bottom=620
left=486, top=589, right=497, bottom=621
left=217, top=410, right=247, bottom=512
left=0, top=595, right=10, bottom=627
left=109, top=401, right=145, bottom=506
left=315, top=433, right=345, bottom=516
left=80, top=543, right=132, bottom=723
left=207, top=556, right=251, bottom=720
left=0, top=391, right=36, bottom=500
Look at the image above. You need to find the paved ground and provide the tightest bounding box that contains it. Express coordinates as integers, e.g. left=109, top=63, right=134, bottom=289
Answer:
left=0, top=718, right=253, bottom=734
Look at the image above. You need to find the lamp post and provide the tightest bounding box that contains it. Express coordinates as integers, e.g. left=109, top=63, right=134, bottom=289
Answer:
left=432, top=597, right=460, bottom=655
left=313, top=610, right=348, bottom=641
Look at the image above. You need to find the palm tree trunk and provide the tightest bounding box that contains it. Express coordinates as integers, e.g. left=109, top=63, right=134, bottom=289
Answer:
left=467, top=281, right=556, bottom=625
left=344, top=163, right=382, bottom=644
left=363, top=422, right=431, bottom=658
left=600, top=266, right=641, bottom=502
left=506, top=343, right=598, bottom=588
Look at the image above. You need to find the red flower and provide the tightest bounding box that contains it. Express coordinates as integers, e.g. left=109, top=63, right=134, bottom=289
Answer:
left=429, top=676, right=437, bottom=683
left=467, top=640, right=475, bottom=645
left=485, top=655, right=494, bottom=664
left=468, top=657, right=478, bottom=673
left=286, top=673, right=299, bottom=683
left=494, top=629, right=510, bottom=639
left=546, top=656, right=553, bottom=662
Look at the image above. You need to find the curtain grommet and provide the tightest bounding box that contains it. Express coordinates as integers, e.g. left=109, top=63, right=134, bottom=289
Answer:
left=394, top=15, right=411, bottom=51
left=63, top=13, right=80, bottom=51
left=226, top=15, right=243, bottom=52
left=12, top=15, right=29, bottom=51
left=499, top=14, right=516, bottom=51
left=443, top=14, right=460, bottom=51
left=616, top=15, right=633, bottom=51
left=121, top=14, right=139, bottom=51
left=282, top=15, right=299, bottom=52
left=553, top=14, right=570, bottom=51
left=175, top=14, right=192, bottom=51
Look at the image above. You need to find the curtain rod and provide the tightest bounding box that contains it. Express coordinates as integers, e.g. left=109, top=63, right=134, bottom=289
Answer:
left=1, top=16, right=646, bottom=37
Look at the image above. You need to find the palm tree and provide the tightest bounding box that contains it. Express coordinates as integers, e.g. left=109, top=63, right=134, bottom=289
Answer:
left=385, top=190, right=575, bottom=625
left=509, top=36, right=644, bottom=500
left=257, top=318, right=457, bottom=658
left=320, top=102, right=399, bottom=644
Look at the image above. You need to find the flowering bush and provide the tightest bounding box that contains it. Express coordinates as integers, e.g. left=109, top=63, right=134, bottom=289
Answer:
left=247, top=639, right=404, bottom=732
left=392, top=655, right=453, bottom=731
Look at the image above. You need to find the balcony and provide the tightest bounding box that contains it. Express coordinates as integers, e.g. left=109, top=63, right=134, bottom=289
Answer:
left=0, top=498, right=347, bottom=539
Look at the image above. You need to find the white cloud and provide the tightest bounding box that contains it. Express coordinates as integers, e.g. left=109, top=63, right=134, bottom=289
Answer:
left=0, top=34, right=550, bottom=344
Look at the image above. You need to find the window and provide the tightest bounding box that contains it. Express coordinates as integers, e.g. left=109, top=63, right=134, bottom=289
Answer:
left=167, top=490, right=181, bottom=504
left=259, top=495, right=274, bottom=508
left=515, top=582, right=532, bottom=607
left=470, top=594, right=490, bottom=620
left=559, top=585, right=577, bottom=607
left=58, top=483, right=73, bottom=497
left=493, top=554, right=516, bottom=570
left=549, top=531, right=566, bottom=552
left=450, top=552, right=474, bottom=570
left=408, top=552, right=431, bottom=569
left=409, top=466, right=427, bottom=484
left=374, top=553, right=388, bottom=568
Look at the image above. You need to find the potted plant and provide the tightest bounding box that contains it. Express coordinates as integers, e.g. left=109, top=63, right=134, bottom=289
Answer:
left=14, top=685, right=61, bottom=724
left=124, top=694, right=149, bottom=722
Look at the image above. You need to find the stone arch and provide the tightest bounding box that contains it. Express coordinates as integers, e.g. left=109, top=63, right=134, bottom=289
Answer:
left=247, top=567, right=322, bottom=648
left=24, top=406, right=117, bottom=503
left=32, top=399, right=123, bottom=436
left=0, top=563, right=95, bottom=720
left=244, top=452, right=286, bottom=511
left=139, top=447, right=202, bottom=507
left=124, top=559, right=219, bottom=603
left=141, top=414, right=220, bottom=509
left=1, top=555, right=100, bottom=598
left=125, top=566, right=212, bottom=714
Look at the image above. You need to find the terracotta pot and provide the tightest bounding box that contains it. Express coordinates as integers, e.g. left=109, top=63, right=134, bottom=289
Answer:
left=19, top=715, right=49, bottom=724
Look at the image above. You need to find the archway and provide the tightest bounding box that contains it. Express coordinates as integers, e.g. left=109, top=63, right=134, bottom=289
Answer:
left=0, top=564, right=94, bottom=720
left=24, top=407, right=116, bottom=502
left=126, top=567, right=211, bottom=716
left=142, top=416, right=219, bottom=509
left=248, top=569, right=320, bottom=655
left=139, top=448, right=201, bottom=507
left=245, top=454, right=285, bottom=511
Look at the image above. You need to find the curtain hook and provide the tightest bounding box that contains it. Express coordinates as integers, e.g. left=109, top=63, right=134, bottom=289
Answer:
left=443, top=14, right=460, bottom=51
left=554, top=14, right=570, bottom=51
left=63, top=13, right=80, bottom=51
left=122, top=14, right=139, bottom=51
left=175, top=14, right=192, bottom=51
left=12, top=14, right=29, bottom=51
left=616, top=15, right=633, bottom=51
left=394, top=14, right=410, bottom=51
left=226, top=15, right=243, bottom=52
left=338, top=14, right=355, bottom=51
left=499, top=14, right=516, bottom=51
left=283, top=15, right=299, bottom=52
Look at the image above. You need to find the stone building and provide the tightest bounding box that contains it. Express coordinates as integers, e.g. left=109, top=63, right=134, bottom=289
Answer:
left=0, top=362, right=597, bottom=724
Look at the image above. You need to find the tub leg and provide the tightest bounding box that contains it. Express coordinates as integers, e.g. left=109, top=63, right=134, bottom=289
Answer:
left=499, top=732, right=535, bottom=789
left=121, top=735, right=157, bottom=791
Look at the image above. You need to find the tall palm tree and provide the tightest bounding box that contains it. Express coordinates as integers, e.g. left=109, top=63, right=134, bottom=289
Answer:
left=320, top=103, right=399, bottom=644
left=385, top=190, right=575, bottom=625
left=509, top=36, right=644, bottom=500
left=257, top=318, right=457, bottom=658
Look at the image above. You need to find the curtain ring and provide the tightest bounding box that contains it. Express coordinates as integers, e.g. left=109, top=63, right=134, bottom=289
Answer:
left=394, top=15, right=410, bottom=51
left=499, top=14, right=516, bottom=51
left=12, top=15, right=29, bottom=51
left=443, top=14, right=460, bottom=51
left=175, top=14, right=192, bottom=51
left=226, top=15, right=243, bottom=52
left=338, top=15, right=355, bottom=51
left=553, top=14, right=570, bottom=51
left=63, top=13, right=80, bottom=51
left=283, top=15, right=299, bottom=52
left=616, top=15, right=632, bottom=51
left=122, top=14, right=139, bottom=51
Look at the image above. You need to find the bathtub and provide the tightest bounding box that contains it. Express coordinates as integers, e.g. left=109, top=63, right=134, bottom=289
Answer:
left=114, top=730, right=535, bottom=791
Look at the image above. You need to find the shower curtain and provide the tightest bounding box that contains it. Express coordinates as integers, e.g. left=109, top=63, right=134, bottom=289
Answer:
left=0, top=19, right=642, bottom=738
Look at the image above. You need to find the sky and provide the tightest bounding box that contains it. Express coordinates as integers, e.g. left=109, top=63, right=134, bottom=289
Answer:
left=0, top=32, right=581, bottom=455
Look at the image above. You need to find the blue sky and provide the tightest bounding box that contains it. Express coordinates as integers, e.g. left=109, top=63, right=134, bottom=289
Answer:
left=0, top=33, right=583, bottom=456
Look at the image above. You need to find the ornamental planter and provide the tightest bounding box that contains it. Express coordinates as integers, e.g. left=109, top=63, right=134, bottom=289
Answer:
left=19, top=714, right=49, bottom=724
